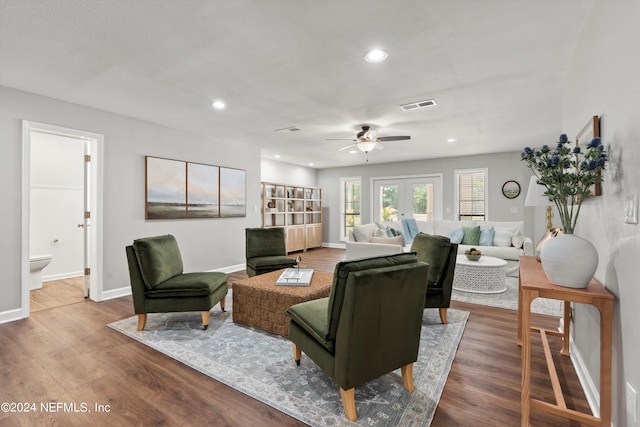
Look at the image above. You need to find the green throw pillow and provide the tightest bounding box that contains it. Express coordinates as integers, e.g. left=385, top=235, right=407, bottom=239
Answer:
left=462, top=226, right=481, bottom=245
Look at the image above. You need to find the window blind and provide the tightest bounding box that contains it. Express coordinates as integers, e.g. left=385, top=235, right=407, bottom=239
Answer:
left=458, top=172, right=485, bottom=220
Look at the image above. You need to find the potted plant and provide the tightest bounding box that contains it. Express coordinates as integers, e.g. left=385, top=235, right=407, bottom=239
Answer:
left=521, top=134, right=608, bottom=287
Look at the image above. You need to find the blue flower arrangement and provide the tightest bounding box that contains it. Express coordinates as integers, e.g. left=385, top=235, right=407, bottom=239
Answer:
left=521, top=134, right=608, bottom=234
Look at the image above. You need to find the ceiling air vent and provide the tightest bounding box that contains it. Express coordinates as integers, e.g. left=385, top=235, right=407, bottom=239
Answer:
left=399, top=99, right=437, bottom=112
left=275, top=126, right=301, bottom=132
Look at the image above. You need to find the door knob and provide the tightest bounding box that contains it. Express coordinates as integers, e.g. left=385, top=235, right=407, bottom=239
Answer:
left=77, top=224, right=84, bottom=228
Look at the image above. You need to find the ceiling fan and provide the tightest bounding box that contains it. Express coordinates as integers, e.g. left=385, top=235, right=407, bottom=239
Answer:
left=333, top=126, right=411, bottom=154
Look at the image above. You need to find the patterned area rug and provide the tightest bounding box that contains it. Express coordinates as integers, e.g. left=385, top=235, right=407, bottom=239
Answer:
left=452, top=275, right=563, bottom=317
left=108, top=295, right=468, bottom=426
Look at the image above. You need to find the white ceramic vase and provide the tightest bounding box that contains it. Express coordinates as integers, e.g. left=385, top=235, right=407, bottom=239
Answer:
left=540, top=234, right=598, bottom=288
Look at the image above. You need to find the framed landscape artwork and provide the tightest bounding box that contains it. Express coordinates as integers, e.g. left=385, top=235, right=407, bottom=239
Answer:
left=220, top=167, right=246, bottom=217
left=187, top=162, right=220, bottom=218
left=145, top=156, right=187, bottom=219
left=576, top=115, right=601, bottom=197
left=145, top=156, right=245, bottom=219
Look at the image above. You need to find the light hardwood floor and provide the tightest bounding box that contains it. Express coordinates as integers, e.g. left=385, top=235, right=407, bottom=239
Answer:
left=1, top=248, right=591, bottom=426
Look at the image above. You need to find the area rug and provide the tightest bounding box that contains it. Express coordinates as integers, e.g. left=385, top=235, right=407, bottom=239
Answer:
left=451, top=275, right=563, bottom=317
left=108, top=296, right=468, bottom=426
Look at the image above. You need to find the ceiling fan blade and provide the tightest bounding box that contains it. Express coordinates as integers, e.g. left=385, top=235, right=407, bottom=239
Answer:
left=377, top=135, right=411, bottom=142
left=326, top=138, right=356, bottom=141
left=338, top=143, right=356, bottom=151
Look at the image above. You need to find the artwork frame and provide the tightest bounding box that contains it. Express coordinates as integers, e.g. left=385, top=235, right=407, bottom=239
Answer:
left=219, top=167, right=246, bottom=218
left=576, top=115, right=601, bottom=197
left=145, top=156, right=246, bottom=220
left=145, top=156, right=187, bottom=220
left=501, top=180, right=521, bottom=199
left=187, top=162, right=220, bottom=218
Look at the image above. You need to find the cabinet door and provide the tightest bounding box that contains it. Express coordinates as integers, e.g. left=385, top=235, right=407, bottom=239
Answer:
left=306, top=224, right=322, bottom=249
left=286, top=226, right=305, bottom=252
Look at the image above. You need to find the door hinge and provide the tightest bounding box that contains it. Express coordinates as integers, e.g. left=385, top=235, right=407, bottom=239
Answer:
left=84, top=211, right=91, bottom=219
left=84, top=268, right=91, bottom=276
left=84, top=154, right=91, bottom=162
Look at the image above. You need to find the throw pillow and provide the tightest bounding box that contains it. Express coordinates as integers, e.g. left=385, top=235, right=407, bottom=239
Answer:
left=462, top=225, right=481, bottom=245
left=511, top=230, right=525, bottom=248
left=448, top=228, right=464, bottom=244
left=353, top=225, right=372, bottom=242
left=370, top=236, right=403, bottom=245
left=479, top=226, right=495, bottom=246
left=373, top=228, right=387, bottom=238
left=494, top=227, right=516, bottom=247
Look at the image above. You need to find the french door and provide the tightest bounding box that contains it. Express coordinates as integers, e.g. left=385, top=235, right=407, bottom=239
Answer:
left=373, top=175, right=442, bottom=223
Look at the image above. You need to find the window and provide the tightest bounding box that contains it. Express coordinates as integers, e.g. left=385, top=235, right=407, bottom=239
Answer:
left=455, top=169, right=487, bottom=220
left=340, top=177, right=361, bottom=241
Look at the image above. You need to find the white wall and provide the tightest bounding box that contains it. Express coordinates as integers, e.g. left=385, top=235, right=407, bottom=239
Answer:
left=318, top=151, right=535, bottom=244
left=30, top=131, right=84, bottom=280
left=0, top=86, right=261, bottom=317
left=561, top=2, right=640, bottom=425
left=261, top=158, right=317, bottom=187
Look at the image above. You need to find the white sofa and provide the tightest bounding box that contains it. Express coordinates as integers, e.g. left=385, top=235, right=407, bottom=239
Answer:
left=346, top=219, right=533, bottom=276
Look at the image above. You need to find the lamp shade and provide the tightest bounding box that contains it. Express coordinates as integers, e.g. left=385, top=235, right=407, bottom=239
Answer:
left=524, top=176, right=550, bottom=207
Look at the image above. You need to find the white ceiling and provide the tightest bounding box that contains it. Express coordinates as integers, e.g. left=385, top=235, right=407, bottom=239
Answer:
left=0, top=0, right=593, bottom=168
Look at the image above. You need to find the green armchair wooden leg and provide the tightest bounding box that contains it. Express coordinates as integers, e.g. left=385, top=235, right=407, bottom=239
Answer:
left=220, top=295, right=226, bottom=312
left=401, top=363, right=415, bottom=392
left=439, top=308, right=448, bottom=324
left=339, top=387, right=357, bottom=421
left=201, top=311, right=210, bottom=330
left=137, top=314, right=147, bottom=331
left=292, top=342, right=302, bottom=366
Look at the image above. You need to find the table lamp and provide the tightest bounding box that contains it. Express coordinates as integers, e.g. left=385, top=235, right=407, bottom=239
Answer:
left=524, top=176, right=563, bottom=260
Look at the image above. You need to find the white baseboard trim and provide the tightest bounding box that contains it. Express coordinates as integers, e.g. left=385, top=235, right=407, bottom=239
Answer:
left=43, top=271, right=83, bottom=282
left=321, top=242, right=346, bottom=249
left=100, top=286, right=131, bottom=301
left=560, top=318, right=601, bottom=419
left=0, top=307, right=27, bottom=325
left=209, top=263, right=245, bottom=274
left=570, top=335, right=601, bottom=418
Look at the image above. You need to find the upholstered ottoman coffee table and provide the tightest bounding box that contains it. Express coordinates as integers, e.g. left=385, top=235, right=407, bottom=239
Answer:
left=232, top=269, right=333, bottom=336
left=452, top=255, right=507, bottom=294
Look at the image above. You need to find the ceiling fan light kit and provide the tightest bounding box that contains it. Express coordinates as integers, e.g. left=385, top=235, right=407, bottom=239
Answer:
left=357, top=141, right=377, bottom=153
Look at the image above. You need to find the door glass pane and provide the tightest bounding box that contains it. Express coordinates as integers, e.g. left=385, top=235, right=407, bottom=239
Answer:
left=379, top=184, right=398, bottom=221
left=412, top=183, right=433, bottom=221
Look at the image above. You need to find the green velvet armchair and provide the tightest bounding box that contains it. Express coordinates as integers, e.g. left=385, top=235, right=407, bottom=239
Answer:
left=286, top=253, right=429, bottom=421
left=125, top=234, right=228, bottom=331
left=245, top=227, right=296, bottom=277
left=410, top=232, right=458, bottom=324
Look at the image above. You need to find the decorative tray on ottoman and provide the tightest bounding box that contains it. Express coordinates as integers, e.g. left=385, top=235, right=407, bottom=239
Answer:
left=276, top=269, right=314, bottom=286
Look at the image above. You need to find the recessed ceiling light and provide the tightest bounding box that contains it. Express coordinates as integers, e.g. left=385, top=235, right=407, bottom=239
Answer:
left=308, top=163, right=314, bottom=166
left=364, top=49, right=388, bottom=63
left=211, top=100, right=225, bottom=109
left=274, top=154, right=280, bottom=158
left=447, top=138, right=457, bottom=143
left=349, top=150, right=358, bottom=154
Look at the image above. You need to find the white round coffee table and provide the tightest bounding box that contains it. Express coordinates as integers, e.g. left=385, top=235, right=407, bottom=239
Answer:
left=452, top=255, right=507, bottom=294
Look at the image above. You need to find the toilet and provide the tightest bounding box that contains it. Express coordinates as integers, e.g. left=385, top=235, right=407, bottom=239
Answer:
left=29, top=255, right=52, bottom=290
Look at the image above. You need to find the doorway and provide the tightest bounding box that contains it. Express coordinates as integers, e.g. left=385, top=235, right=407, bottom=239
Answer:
left=21, top=121, right=103, bottom=317
left=372, top=175, right=443, bottom=223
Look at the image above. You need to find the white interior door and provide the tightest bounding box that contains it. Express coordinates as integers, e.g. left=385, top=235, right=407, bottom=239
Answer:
left=373, top=175, right=443, bottom=223
left=83, top=140, right=91, bottom=298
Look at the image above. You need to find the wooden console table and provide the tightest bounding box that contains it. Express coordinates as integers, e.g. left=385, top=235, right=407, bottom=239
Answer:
left=517, top=256, right=613, bottom=426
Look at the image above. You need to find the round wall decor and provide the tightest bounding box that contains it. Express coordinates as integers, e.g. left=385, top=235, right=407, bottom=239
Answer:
left=502, top=180, right=521, bottom=199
